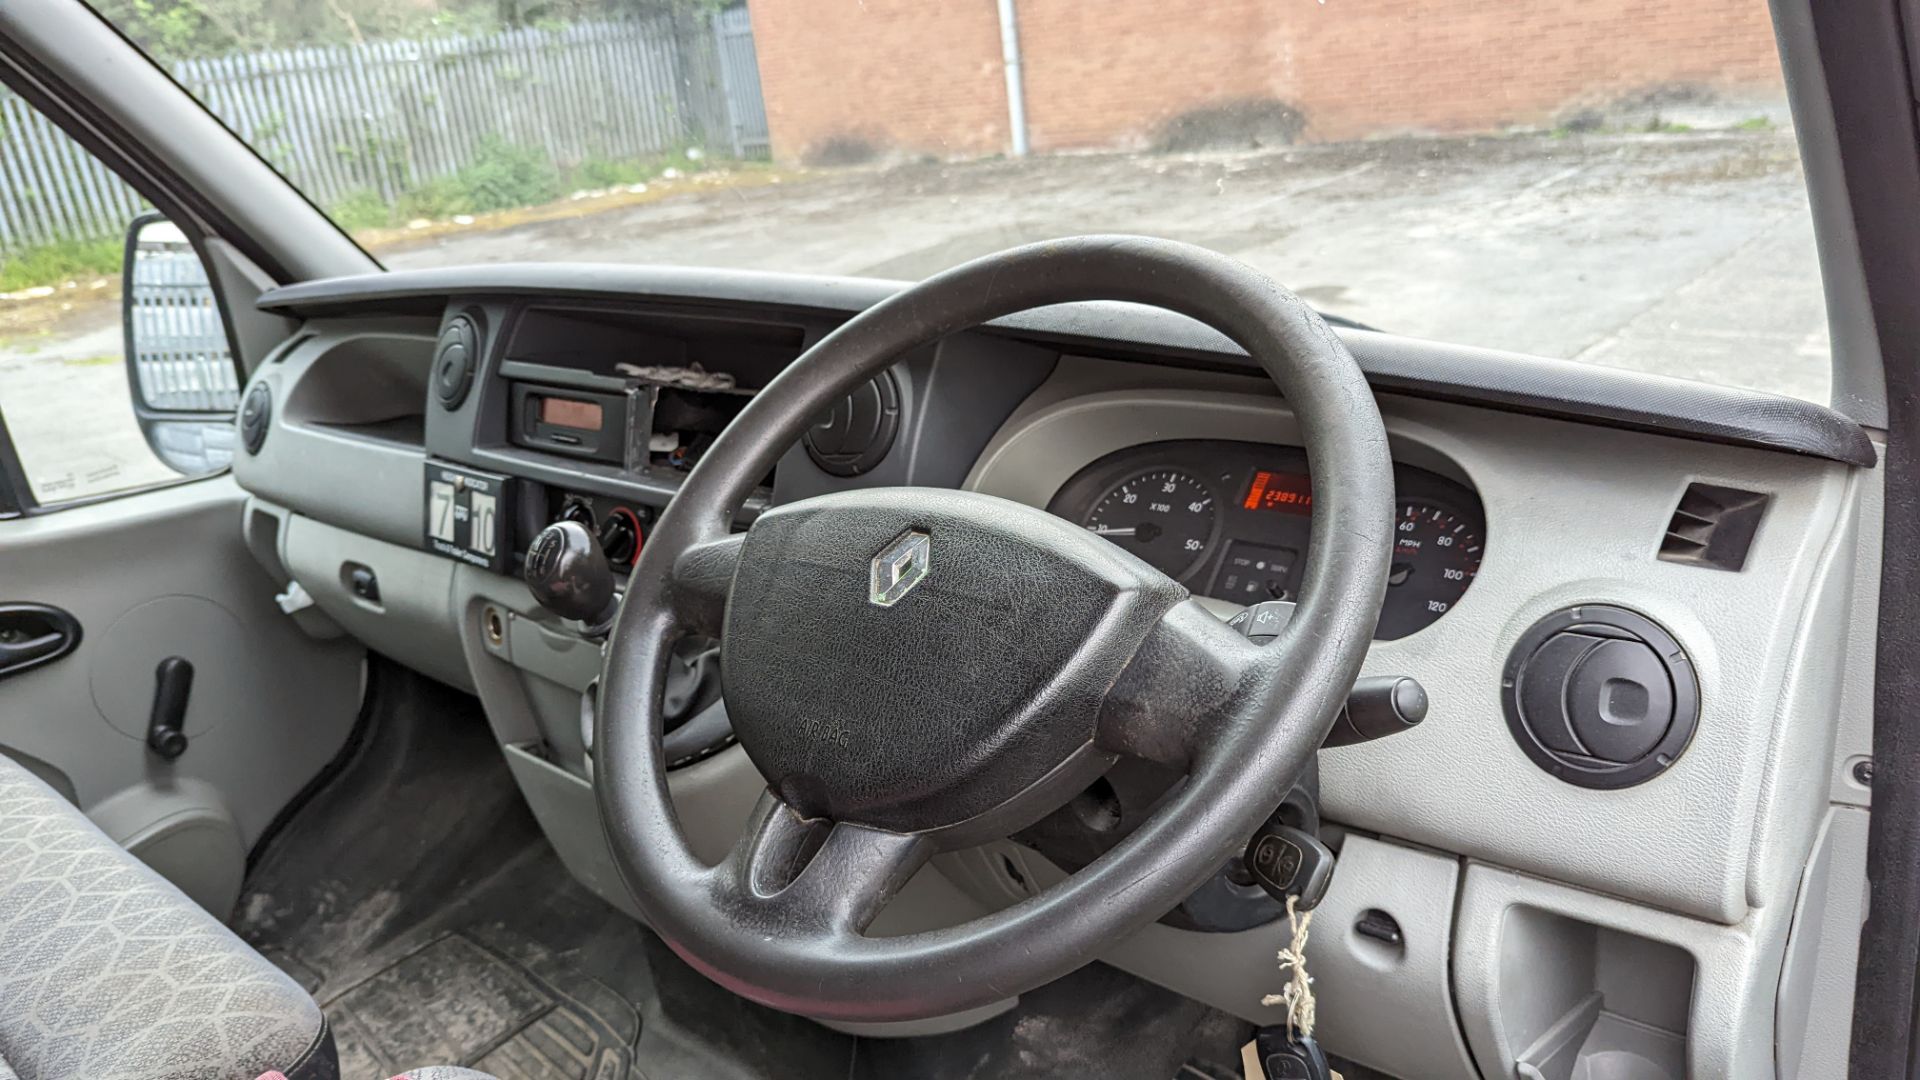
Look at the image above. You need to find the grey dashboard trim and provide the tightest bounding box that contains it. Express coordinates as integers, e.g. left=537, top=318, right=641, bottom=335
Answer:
left=972, top=360, right=1856, bottom=925
left=256, top=264, right=1877, bottom=468
left=1453, top=860, right=1783, bottom=1080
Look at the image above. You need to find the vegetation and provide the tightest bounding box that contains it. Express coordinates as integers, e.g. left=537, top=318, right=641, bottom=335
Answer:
left=572, top=155, right=666, bottom=188
left=0, top=237, right=122, bottom=293
left=0, top=146, right=729, bottom=294
left=85, top=0, right=733, bottom=61
left=447, top=136, right=561, bottom=212
left=325, top=188, right=390, bottom=231
left=0, top=5, right=752, bottom=293
left=327, top=142, right=698, bottom=229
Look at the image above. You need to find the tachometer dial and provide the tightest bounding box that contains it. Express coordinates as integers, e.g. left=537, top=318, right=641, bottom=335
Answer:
left=1378, top=500, right=1482, bottom=640
left=1083, top=469, right=1218, bottom=580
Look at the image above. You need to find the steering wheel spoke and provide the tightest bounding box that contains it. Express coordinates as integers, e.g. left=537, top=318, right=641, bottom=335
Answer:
left=667, top=531, right=745, bottom=634
left=720, top=791, right=934, bottom=936
left=1096, top=597, right=1265, bottom=769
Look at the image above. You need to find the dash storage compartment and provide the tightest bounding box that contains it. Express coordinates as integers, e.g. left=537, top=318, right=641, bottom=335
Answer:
left=1500, top=908, right=1692, bottom=1080
left=1453, top=863, right=1759, bottom=1079
left=500, top=741, right=642, bottom=920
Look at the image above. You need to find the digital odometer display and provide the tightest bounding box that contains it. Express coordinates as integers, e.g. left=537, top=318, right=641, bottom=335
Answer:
left=1242, top=470, right=1314, bottom=514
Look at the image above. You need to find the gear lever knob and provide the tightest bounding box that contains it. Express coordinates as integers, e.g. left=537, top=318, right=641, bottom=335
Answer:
left=524, top=520, right=619, bottom=635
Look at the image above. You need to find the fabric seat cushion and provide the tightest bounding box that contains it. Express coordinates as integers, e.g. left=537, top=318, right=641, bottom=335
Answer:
left=0, top=753, right=332, bottom=1080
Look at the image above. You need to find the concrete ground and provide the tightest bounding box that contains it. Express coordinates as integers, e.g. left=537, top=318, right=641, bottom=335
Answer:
left=0, top=129, right=1833, bottom=502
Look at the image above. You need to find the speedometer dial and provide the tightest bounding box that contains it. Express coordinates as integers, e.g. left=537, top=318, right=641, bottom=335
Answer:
left=1083, top=469, right=1218, bottom=580
left=1378, top=500, right=1483, bottom=640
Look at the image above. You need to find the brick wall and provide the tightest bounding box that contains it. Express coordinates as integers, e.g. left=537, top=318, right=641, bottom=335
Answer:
left=748, top=0, right=1786, bottom=162
left=746, top=1, right=1010, bottom=160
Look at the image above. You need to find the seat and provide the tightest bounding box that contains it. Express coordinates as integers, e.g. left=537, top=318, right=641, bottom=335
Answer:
left=0, top=753, right=496, bottom=1080
left=0, top=753, right=334, bottom=1080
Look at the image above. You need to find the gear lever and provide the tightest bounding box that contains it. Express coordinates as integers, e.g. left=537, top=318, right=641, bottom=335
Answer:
left=524, top=520, right=620, bottom=638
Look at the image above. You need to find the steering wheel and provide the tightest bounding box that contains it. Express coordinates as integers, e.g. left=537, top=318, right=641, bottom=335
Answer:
left=596, top=235, right=1394, bottom=1023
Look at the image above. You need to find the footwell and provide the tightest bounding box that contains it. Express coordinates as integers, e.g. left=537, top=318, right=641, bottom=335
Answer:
left=235, top=657, right=1247, bottom=1080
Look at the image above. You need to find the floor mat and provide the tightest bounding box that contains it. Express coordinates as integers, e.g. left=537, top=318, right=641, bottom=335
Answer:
left=328, top=933, right=631, bottom=1079
left=850, top=959, right=1249, bottom=1080
left=236, top=657, right=1250, bottom=1080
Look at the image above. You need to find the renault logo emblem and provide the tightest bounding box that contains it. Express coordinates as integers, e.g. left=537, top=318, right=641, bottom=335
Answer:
left=870, top=529, right=931, bottom=607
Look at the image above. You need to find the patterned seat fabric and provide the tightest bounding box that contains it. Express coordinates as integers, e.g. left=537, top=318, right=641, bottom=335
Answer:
left=259, top=1071, right=496, bottom=1080
left=0, top=754, right=335, bottom=1080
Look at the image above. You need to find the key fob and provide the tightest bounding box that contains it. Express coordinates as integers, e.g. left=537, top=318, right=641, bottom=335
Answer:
left=1243, top=823, right=1336, bottom=910
left=1255, top=1027, right=1332, bottom=1080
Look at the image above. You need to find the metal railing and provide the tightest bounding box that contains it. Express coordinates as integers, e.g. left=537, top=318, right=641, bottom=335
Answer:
left=713, top=5, right=771, bottom=159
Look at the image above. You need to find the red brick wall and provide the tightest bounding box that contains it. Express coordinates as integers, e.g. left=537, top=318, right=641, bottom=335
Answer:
left=749, top=0, right=1785, bottom=161
left=1015, top=0, right=1280, bottom=151
left=746, top=0, right=1010, bottom=161
left=1275, top=0, right=1785, bottom=142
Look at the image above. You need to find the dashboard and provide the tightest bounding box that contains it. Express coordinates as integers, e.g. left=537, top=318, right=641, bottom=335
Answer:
left=1047, top=439, right=1485, bottom=639
left=232, top=263, right=1876, bottom=1080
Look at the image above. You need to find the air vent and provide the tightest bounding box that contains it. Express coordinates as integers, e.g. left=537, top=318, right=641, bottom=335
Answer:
left=239, top=383, right=272, bottom=455
left=1502, top=605, right=1699, bottom=789
left=432, top=313, right=481, bottom=411
left=1658, top=483, right=1769, bottom=571
left=804, top=370, right=901, bottom=477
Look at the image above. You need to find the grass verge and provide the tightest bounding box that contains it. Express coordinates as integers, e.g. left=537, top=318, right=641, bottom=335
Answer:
left=327, top=142, right=757, bottom=230
left=0, top=237, right=121, bottom=293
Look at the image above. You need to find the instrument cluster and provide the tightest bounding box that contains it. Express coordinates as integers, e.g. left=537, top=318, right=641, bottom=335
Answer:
left=1047, top=440, right=1486, bottom=640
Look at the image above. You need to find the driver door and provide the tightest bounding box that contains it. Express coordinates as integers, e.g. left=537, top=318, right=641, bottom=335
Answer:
left=0, top=72, right=363, bottom=918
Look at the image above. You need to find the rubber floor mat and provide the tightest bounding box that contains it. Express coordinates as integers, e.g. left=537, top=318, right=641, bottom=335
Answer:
left=235, top=660, right=851, bottom=1080
left=328, top=933, right=634, bottom=1079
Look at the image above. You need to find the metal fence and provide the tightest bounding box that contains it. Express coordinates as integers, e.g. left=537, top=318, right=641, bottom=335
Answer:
left=0, top=8, right=769, bottom=256
left=713, top=5, right=770, bottom=159
left=0, top=94, right=151, bottom=253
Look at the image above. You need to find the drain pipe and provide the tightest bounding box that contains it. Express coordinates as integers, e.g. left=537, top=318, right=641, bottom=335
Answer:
left=996, top=0, right=1030, bottom=157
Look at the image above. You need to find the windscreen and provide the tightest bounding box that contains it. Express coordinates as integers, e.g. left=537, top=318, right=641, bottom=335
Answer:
left=82, top=0, right=1831, bottom=402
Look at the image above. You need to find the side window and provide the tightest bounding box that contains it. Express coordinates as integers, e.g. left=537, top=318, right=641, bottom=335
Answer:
left=0, top=89, right=238, bottom=509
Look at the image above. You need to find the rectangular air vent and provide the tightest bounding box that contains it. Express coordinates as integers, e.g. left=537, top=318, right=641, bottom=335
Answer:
left=1658, top=482, right=1770, bottom=571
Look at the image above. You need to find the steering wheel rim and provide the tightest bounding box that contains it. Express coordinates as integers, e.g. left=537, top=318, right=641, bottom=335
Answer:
left=596, top=235, right=1394, bottom=1022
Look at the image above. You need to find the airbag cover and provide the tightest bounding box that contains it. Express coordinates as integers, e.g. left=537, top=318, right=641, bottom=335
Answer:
left=721, top=487, right=1185, bottom=832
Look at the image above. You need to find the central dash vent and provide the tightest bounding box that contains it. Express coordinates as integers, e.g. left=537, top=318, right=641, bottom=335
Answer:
left=1658, top=482, right=1769, bottom=571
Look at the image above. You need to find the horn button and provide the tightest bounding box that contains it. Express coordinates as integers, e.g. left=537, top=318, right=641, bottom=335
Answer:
left=721, top=488, right=1186, bottom=834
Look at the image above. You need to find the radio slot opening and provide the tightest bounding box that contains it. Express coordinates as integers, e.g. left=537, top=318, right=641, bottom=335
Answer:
left=496, top=304, right=801, bottom=484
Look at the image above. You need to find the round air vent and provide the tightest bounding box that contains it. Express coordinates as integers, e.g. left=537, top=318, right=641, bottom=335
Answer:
left=803, top=370, right=901, bottom=477
left=1502, top=605, right=1698, bottom=789
left=239, top=383, right=272, bottom=455
left=433, top=314, right=480, bottom=410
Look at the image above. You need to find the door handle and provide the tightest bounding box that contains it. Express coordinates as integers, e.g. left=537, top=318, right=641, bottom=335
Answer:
left=0, top=603, right=82, bottom=680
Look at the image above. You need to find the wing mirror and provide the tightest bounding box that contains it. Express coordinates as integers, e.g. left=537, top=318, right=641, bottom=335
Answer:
left=121, top=211, right=240, bottom=477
